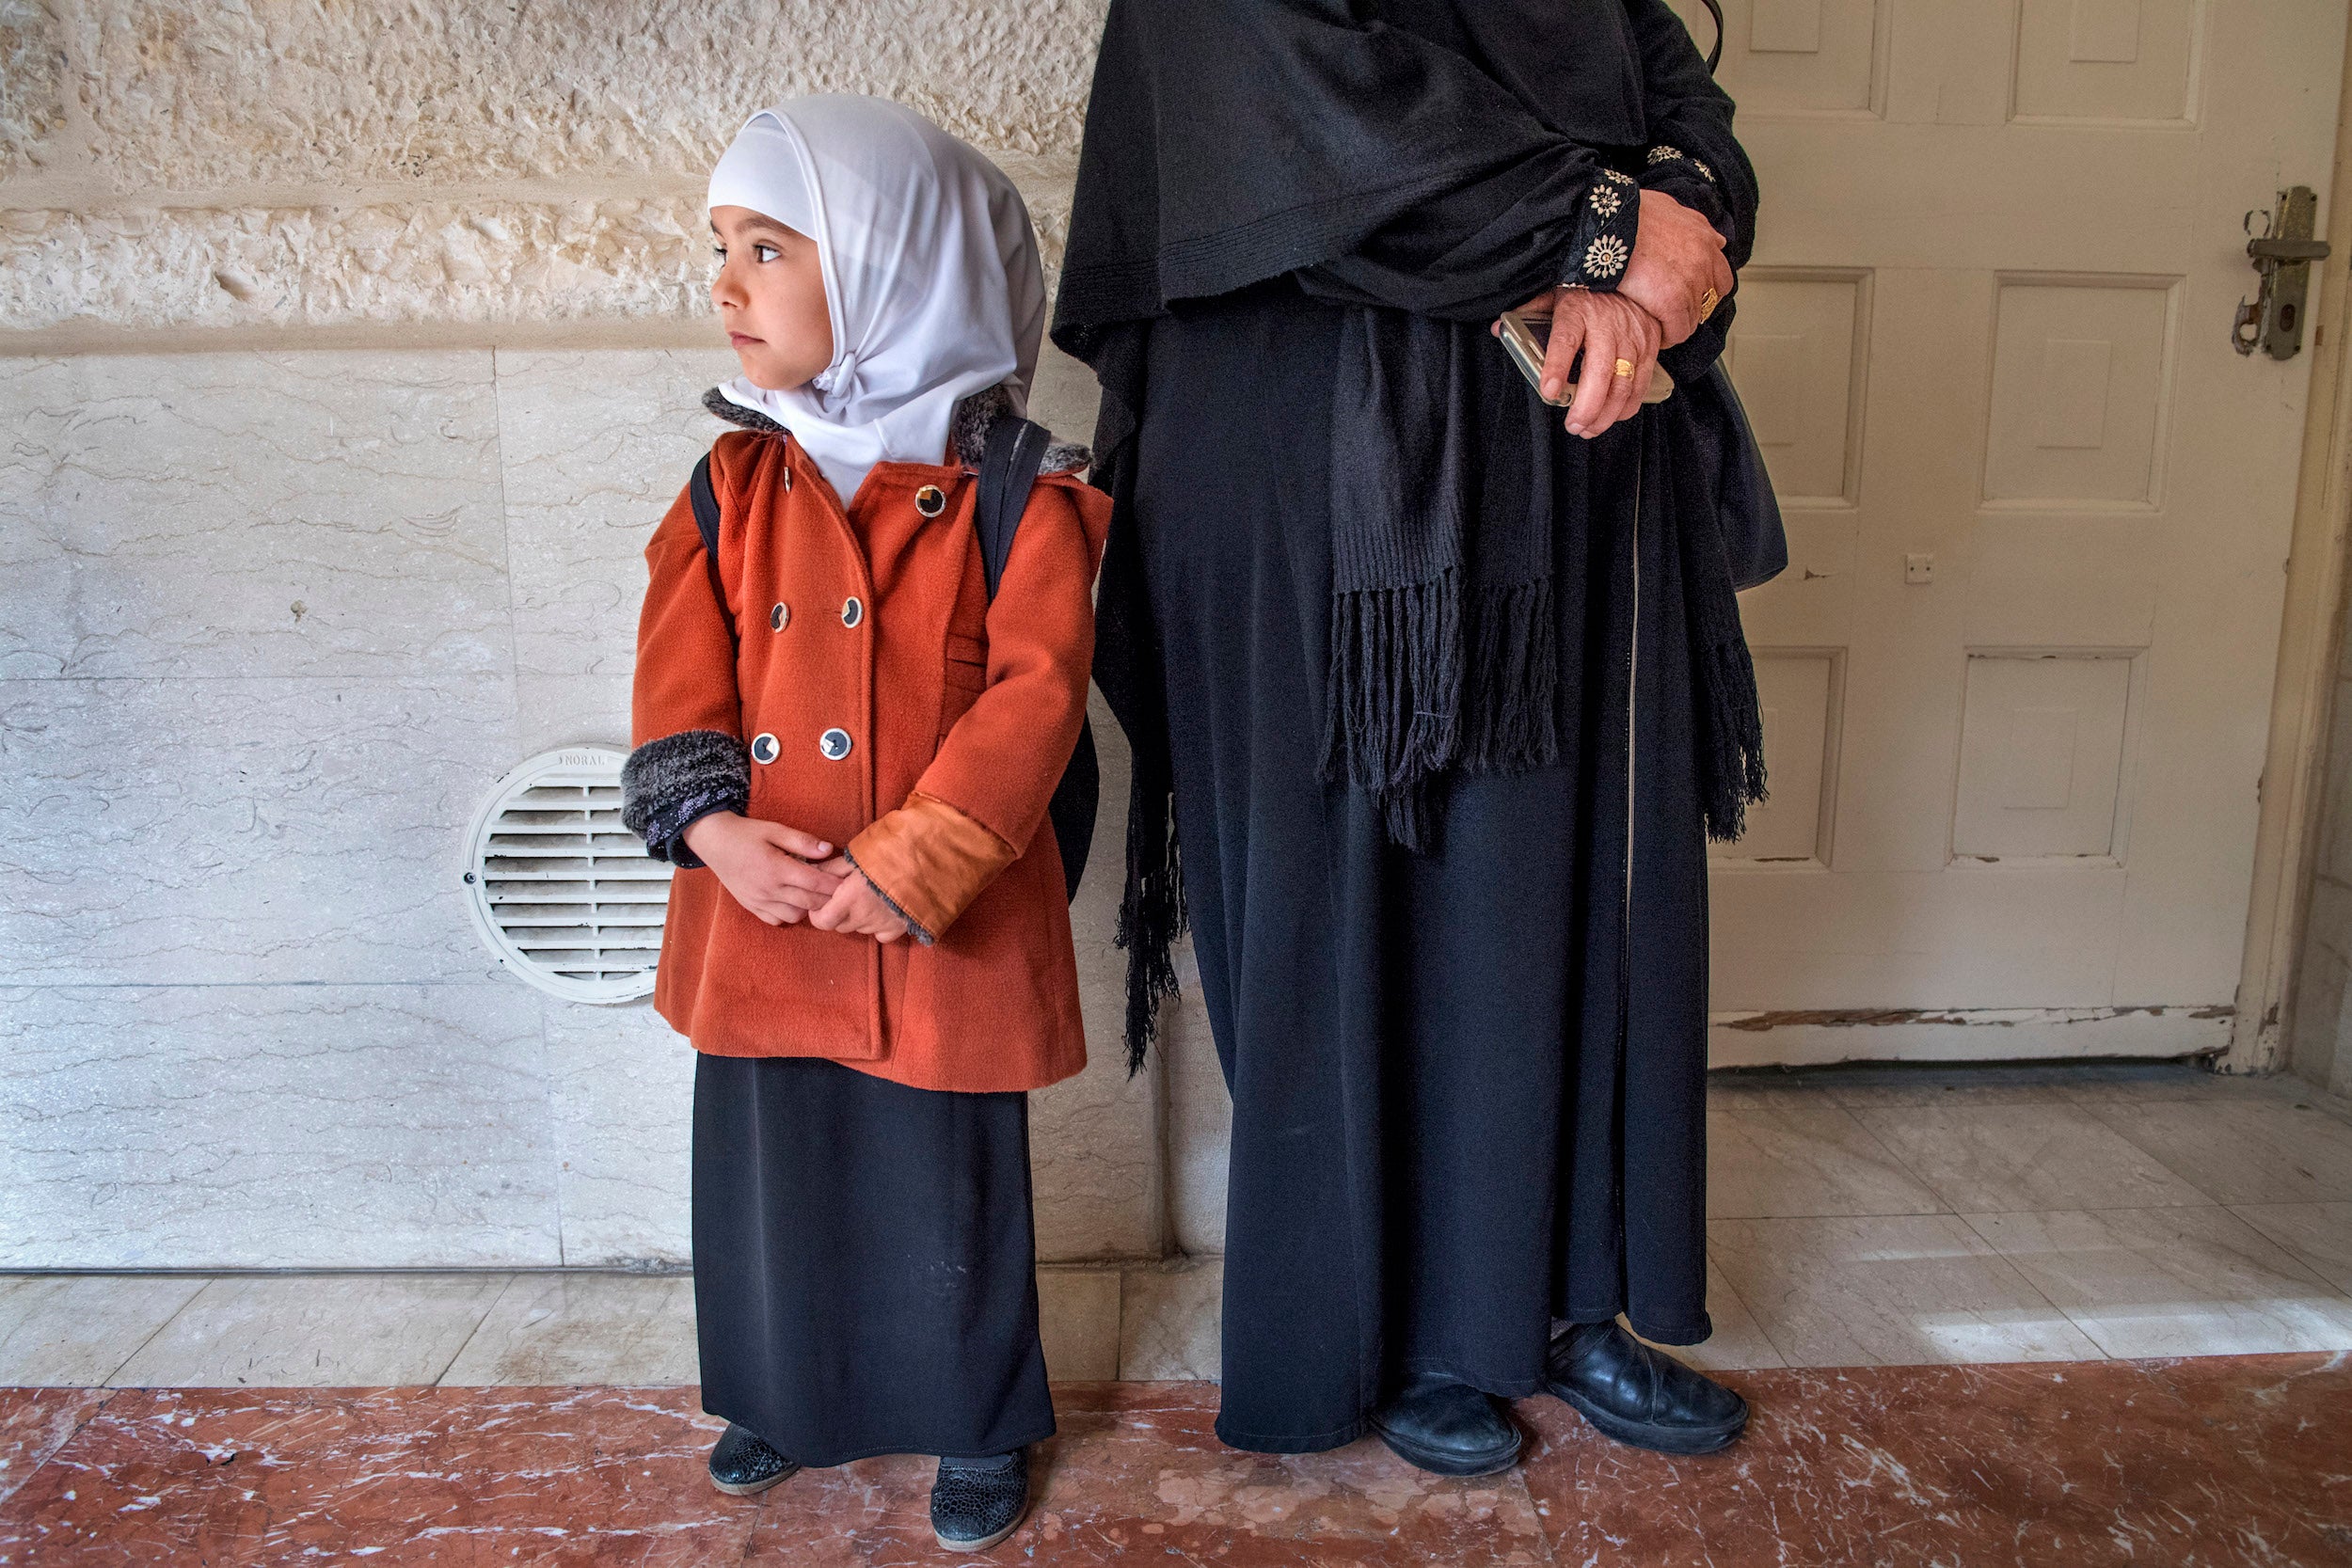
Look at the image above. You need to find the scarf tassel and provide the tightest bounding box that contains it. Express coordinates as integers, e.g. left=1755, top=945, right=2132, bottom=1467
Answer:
left=1323, top=571, right=1562, bottom=852
left=1696, top=633, right=1769, bottom=842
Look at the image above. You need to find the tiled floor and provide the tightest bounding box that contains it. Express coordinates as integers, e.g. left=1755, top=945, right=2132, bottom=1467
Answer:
left=3, top=1063, right=2350, bottom=1563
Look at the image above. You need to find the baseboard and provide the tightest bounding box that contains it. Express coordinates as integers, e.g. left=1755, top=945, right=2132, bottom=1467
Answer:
left=1708, top=1005, right=2233, bottom=1068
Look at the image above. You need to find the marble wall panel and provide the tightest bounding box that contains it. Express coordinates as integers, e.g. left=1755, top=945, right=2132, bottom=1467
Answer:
left=0, top=351, right=507, bottom=681
left=0, top=983, right=558, bottom=1268
left=491, top=347, right=737, bottom=713
left=540, top=996, right=694, bottom=1268
left=0, top=673, right=518, bottom=985
left=66, top=1, right=1104, bottom=192
left=1032, top=687, right=1163, bottom=1260
left=0, top=0, right=65, bottom=179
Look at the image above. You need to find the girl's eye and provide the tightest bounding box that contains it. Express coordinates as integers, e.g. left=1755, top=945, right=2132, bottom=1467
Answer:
left=753, top=244, right=781, bottom=263
left=711, top=245, right=726, bottom=261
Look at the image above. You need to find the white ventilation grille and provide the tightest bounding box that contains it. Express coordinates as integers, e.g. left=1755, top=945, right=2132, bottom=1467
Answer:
left=461, top=746, right=670, bottom=1004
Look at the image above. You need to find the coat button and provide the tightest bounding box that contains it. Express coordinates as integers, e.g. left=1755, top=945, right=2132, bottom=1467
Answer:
left=750, top=733, right=779, bottom=764
left=914, top=484, right=946, bottom=517
left=770, top=601, right=789, bottom=632
left=818, top=728, right=852, bottom=760
left=841, top=595, right=864, bottom=628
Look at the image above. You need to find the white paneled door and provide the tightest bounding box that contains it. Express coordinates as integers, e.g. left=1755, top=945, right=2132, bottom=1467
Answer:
left=1677, top=1, right=2348, bottom=1062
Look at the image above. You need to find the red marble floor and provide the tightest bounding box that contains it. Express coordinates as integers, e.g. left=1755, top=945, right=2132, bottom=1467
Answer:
left=1, top=1356, right=2345, bottom=1566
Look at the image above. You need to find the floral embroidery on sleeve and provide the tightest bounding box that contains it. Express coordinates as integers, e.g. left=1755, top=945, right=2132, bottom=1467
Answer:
left=1562, top=169, right=1640, bottom=290
left=1646, top=145, right=1717, bottom=184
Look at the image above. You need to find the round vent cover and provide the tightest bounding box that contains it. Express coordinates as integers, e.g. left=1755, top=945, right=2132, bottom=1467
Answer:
left=461, top=746, right=671, bottom=1004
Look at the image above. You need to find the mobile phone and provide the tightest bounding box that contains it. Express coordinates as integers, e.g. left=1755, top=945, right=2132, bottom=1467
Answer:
left=1498, top=309, right=1675, bottom=405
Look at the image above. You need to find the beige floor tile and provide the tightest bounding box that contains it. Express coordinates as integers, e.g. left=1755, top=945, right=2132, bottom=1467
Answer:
left=1119, top=1258, right=1221, bottom=1381
left=2229, top=1203, right=2352, bottom=1293
left=0, top=1275, right=211, bottom=1386
left=1963, top=1207, right=2352, bottom=1359
left=2083, top=1100, right=2352, bottom=1206
left=1640, top=1259, right=1786, bottom=1372
left=439, top=1273, right=696, bottom=1386
left=1706, top=1106, right=1946, bottom=1220
left=1708, top=1214, right=2100, bottom=1368
left=1850, top=1103, right=2211, bottom=1214
left=1704, top=1074, right=1831, bottom=1112
left=1037, top=1267, right=1121, bottom=1382
left=108, top=1273, right=509, bottom=1387
left=2051, top=1063, right=2315, bottom=1105
left=1819, top=1067, right=2075, bottom=1109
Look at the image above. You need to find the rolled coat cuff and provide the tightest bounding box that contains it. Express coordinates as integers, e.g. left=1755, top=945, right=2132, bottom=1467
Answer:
left=621, top=727, right=749, bottom=868
left=846, top=791, right=1020, bottom=943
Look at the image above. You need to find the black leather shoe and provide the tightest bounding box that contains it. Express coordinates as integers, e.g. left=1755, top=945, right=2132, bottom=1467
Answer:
left=707, top=1422, right=799, bottom=1496
left=931, top=1448, right=1029, bottom=1552
left=1545, top=1322, right=1748, bottom=1454
left=1367, top=1374, right=1523, bottom=1477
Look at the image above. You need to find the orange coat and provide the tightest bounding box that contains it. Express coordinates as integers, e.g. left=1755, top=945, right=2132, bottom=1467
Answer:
left=624, top=390, right=1110, bottom=1093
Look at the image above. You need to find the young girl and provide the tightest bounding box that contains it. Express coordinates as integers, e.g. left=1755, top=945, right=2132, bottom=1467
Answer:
left=619, top=94, right=1108, bottom=1553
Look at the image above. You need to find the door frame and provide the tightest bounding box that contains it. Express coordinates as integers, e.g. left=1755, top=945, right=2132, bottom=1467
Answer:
left=2233, top=19, right=2352, bottom=1074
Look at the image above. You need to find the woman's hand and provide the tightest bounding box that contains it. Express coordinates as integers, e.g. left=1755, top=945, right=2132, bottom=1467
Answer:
left=678, top=812, right=845, bottom=927
left=1619, top=187, right=1734, bottom=348
left=1506, top=285, right=1664, bottom=439
left=807, top=857, right=914, bottom=942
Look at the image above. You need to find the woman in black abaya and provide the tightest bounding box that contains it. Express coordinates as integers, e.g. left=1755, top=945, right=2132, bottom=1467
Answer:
left=1055, top=0, right=1769, bottom=1470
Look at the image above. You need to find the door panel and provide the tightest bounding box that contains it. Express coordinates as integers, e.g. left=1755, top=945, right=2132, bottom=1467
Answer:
left=1679, top=0, right=2346, bottom=1062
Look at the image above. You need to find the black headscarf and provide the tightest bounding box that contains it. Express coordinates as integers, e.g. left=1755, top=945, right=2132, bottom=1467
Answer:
left=1054, top=0, right=1765, bottom=1067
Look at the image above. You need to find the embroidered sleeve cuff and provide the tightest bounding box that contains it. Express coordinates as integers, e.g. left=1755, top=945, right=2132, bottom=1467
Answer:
left=1639, top=144, right=1735, bottom=248
left=621, top=728, right=749, bottom=869
left=845, top=791, right=1020, bottom=943
left=1562, top=169, right=1640, bottom=292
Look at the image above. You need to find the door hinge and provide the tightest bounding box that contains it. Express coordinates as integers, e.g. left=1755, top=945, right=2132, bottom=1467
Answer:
left=2234, top=185, right=2329, bottom=360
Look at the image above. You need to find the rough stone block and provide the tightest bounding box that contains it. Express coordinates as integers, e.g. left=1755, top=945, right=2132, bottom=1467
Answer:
left=0, top=0, right=65, bottom=179
left=70, top=0, right=1104, bottom=190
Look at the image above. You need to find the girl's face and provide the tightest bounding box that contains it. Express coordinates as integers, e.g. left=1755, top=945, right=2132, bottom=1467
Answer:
left=710, top=205, right=834, bottom=390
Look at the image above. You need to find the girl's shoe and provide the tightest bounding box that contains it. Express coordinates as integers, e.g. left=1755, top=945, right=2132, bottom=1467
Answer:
left=930, top=1448, right=1029, bottom=1552
left=707, top=1422, right=799, bottom=1496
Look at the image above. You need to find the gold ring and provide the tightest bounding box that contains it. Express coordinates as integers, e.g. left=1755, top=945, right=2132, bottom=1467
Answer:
left=1613, top=357, right=1637, bottom=379
left=1696, top=286, right=1720, bottom=322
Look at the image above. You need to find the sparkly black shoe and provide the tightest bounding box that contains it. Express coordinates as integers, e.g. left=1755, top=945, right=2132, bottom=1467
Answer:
left=1368, top=1373, right=1523, bottom=1477
left=1545, top=1321, right=1748, bottom=1454
left=707, top=1422, right=799, bottom=1496
left=930, top=1448, right=1029, bottom=1552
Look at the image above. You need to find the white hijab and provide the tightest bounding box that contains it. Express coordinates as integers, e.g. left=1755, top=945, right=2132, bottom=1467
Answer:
left=706, top=95, right=1045, bottom=507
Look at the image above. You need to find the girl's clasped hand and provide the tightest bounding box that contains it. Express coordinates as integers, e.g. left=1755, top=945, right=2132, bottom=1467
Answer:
left=678, top=807, right=911, bottom=942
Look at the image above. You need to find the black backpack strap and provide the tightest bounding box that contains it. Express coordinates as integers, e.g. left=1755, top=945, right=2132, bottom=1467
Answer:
left=688, top=451, right=739, bottom=649
left=1697, top=0, right=1724, bottom=71
left=977, top=414, right=1051, bottom=599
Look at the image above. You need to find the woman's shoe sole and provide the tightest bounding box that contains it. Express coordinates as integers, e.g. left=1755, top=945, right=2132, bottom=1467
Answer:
left=1369, top=1421, right=1524, bottom=1478
left=708, top=1463, right=799, bottom=1497
left=1553, top=1387, right=1747, bottom=1455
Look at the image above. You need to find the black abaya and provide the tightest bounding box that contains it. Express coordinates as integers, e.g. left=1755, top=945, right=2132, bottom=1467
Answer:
left=691, top=1054, right=1055, bottom=1466
left=1135, top=280, right=1713, bottom=1454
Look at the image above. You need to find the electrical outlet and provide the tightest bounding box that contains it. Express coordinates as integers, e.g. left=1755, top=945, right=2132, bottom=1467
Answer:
left=1904, top=553, right=1935, bottom=585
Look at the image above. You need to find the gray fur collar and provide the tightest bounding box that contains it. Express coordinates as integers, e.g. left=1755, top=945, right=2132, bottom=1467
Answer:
left=701, top=382, right=1089, bottom=474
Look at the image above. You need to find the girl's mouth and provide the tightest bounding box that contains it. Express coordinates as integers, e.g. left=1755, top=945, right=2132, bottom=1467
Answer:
left=728, top=332, right=764, bottom=347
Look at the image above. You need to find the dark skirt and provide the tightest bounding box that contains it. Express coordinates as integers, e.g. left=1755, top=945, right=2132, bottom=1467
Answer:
left=1134, top=280, right=1714, bottom=1454
left=691, top=1053, right=1055, bottom=1466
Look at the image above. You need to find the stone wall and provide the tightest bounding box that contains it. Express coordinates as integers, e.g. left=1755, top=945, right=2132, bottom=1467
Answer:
left=0, top=0, right=1228, bottom=1275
